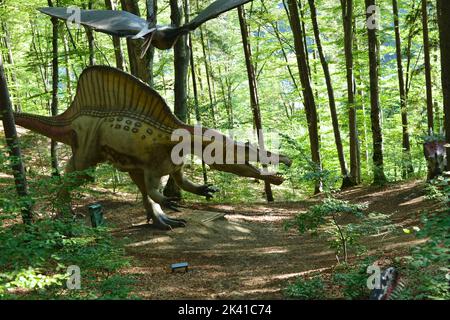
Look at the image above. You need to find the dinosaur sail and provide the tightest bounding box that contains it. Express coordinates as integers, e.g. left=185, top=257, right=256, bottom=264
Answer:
left=61, top=66, right=184, bottom=134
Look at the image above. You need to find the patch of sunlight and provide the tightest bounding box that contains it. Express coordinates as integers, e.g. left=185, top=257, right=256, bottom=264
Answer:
left=399, top=196, right=425, bottom=206
left=309, top=249, right=335, bottom=257
left=271, top=267, right=330, bottom=280
left=240, top=267, right=332, bottom=289
left=255, top=246, right=288, bottom=254
left=127, top=236, right=173, bottom=247
left=225, top=224, right=252, bottom=234
left=213, top=205, right=235, bottom=211
left=228, top=214, right=287, bottom=222
left=221, top=288, right=280, bottom=297
left=383, top=238, right=427, bottom=250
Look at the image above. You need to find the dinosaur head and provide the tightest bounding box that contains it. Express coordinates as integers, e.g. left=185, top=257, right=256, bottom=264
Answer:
left=173, top=126, right=292, bottom=185
left=201, top=131, right=292, bottom=185
left=209, top=162, right=287, bottom=185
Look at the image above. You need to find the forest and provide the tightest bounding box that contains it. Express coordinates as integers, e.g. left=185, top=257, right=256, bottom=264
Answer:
left=0, top=0, right=449, bottom=301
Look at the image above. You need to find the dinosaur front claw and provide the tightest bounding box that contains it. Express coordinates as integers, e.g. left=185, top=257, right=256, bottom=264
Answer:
left=199, top=184, right=219, bottom=199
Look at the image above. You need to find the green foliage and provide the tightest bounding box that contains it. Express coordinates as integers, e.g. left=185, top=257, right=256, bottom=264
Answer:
left=332, top=259, right=376, bottom=300
left=424, top=176, right=450, bottom=202
left=287, top=198, right=394, bottom=262
left=395, top=208, right=450, bottom=300
left=280, top=134, right=340, bottom=193
left=285, top=276, right=326, bottom=300
left=0, top=218, right=135, bottom=299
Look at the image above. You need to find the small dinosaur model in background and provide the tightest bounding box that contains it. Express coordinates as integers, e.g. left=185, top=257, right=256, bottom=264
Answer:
left=39, top=0, right=253, bottom=54
left=423, top=138, right=447, bottom=181
left=9, top=66, right=291, bottom=230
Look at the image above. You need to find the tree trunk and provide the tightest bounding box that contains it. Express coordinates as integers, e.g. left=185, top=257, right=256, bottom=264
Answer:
left=85, top=0, right=96, bottom=66
left=1, top=22, right=21, bottom=112
left=297, top=0, right=311, bottom=79
left=146, top=0, right=157, bottom=87
left=199, top=28, right=217, bottom=127
left=189, top=34, right=208, bottom=184
left=392, top=0, right=413, bottom=178
left=437, top=0, right=450, bottom=169
left=164, top=0, right=190, bottom=199
left=63, top=32, right=73, bottom=101
left=366, top=0, right=387, bottom=185
left=0, top=55, right=33, bottom=224
left=105, top=0, right=125, bottom=70
left=48, top=0, right=60, bottom=176
left=238, top=5, right=274, bottom=202
left=120, top=0, right=152, bottom=84
left=341, top=0, right=359, bottom=185
left=308, top=0, right=351, bottom=188
left=286, top=0, right=322, bottom=194
left=422, top=0, right=434, bottom=134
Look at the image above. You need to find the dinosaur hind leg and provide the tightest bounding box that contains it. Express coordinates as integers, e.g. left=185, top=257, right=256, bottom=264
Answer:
left=128, top=170, right=186, bottom=230
left=55, top=156, right=95, bottom=217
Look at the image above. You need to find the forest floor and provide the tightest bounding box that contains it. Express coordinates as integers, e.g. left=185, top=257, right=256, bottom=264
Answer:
left=0, top=126, right=441, bottom=299
left=73, top=179, right=438, bottom=299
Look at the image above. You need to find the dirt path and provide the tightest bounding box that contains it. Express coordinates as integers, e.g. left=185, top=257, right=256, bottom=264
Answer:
left=88, top=180, right=438, bottom=299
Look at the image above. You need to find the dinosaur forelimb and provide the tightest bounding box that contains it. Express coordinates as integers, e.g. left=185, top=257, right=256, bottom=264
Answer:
left=170, top=169, right=219, bottom=199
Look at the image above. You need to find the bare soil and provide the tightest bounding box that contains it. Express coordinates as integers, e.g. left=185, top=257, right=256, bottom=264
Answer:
left=79, top=180, right=438, bottom=299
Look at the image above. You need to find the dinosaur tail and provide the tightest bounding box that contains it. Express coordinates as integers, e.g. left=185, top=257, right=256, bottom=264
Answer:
left=12, top=113, right=74, bottom=145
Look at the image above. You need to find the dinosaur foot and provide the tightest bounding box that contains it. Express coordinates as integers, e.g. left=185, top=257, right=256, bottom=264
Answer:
left=147, top=215, right=187, bottom=230
left=161, top=197, right=182, bottom=212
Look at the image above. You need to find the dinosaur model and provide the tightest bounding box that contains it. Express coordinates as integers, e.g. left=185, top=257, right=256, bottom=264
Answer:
left=9, top=66, right=291, bottom=230
left=39, top=0, right=253, bottom=54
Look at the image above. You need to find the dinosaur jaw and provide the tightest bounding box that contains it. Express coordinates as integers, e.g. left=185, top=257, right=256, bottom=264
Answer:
left=209, top=162, right=285, bottom=185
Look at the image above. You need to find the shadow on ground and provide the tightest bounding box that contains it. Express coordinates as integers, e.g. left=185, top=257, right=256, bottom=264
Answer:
left=80, top=180, right=436, bottom=299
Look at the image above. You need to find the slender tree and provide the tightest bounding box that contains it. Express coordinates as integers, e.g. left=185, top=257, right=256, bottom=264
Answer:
left=392, top=0, right=414, bottom=178
left=366, top=0, right=387, bottom=185
left=189, top=34, right=208, bottom=184
left=199, top=26, right=217, bottom=127
left=0, top=55, right=33, bottom=224
left=1, top=22, right=21, bottom=112
left=341, top=0, right=359, bottom=185
left=85, top=0, right=96, bottom=66
left=286, top=0, right=322, bottom=193
left=48, top=0, right=60, bottom=176
left=105, top=0, right=125, bottom=70
left=437, top=0, right=450, bottom=168
left=120, top=0, right=152, bottom=84
left=308, top=0, right=351, bottom=188
left=146, top=0, right=157, bottom=87
left=238, top=5, right=274, bottom=202
left=422, top=0, right=434, bottom=133
left=164, top=0, right=190, bottom=199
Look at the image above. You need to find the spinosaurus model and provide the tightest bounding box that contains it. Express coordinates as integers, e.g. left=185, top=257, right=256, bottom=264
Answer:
left=39, top=0, right=254, bottom=54
left=11, top=66, right=291, bottom=230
